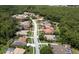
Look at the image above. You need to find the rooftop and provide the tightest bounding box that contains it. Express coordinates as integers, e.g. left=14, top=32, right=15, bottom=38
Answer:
left=42, top=26, right=54, bottom=34
left=19, top=21, right=31, bottom=30
left=19, top=21, right=31, bottom=25
left=44, top=35, right=56, bottom=40
left=18, top=36, right=27, bottom=42
left=13, top=48, right=25, bottom=54
left=16, top=30, right=29, bottom=36
left=12, top=14, right=28, bottom=19
left=12, top=41, right=26, bottom=46
left=6, top=48, right=15, bottom=54
left=51, top=44, right=72, bottom=54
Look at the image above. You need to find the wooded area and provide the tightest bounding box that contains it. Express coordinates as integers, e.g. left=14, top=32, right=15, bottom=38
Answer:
left=0, top=5, right=79, bottom=53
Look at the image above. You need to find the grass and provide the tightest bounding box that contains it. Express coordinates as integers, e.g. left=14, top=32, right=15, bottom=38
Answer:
left=24, top=46, right=33, bottom=54
left=40, top=45, right=53, bottom=54
left=40, top=44, right=48, bottom=50
left=0, top=45, right=8, bottom=54
left=40, top=40, right=49, bottom=43
left=28, top=38, right=32, bottom=43
left=72, top=48, right=79, bottom=54
left=27, top=31, right=33, bottom=36
left=40, top=40, right=54, bottom=43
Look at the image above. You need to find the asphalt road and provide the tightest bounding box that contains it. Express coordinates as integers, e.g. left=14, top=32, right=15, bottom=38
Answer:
left=31, top=17, right=40, bottom=54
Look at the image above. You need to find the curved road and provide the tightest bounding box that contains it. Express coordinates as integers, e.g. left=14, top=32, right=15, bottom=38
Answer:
left=30, top=17, right=40, bottom=54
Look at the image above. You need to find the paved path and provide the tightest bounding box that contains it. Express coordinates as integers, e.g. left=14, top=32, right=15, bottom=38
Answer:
left=39, top=43, right=58, bottom=45
left=26, top=43, right=58, bottom=47
left=30, top=17, right=40, bottom=54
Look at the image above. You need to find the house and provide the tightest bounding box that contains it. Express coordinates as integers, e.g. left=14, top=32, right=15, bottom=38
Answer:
left=12, top=14, right=28, bottom=22
left=12, top=40, right=26, bottom=46
left=13, top=48, right=25, bottom=54
left=42, top=28, right=53, bottom=34
left=18, top=36, right=28, bottom=43
left=50, top=44, right=72, bottom=54
left=16, top=30, right=29, bottom=36
left=39, top=20, right=55, bottom=34
left=41, top=20, right=52, bottom=26
left=24, top=12, right=29, bottom=15
left=6, top=48, right=25, bottom=54
left=35, top=15, right=44, bottom=21
left=6, top=48, right=15, bottom=54
left=38, top=17, right=44, bottom=21
left=24, top=12, right=35, bottom=17
left=44, top=35, right=56, bottom=41
left=42, top=26, right=54, bottom=34
left=19, top=21, right=31, bottom=30
left=40, top=20, right=54, bottom=34
left=12, top=36, right=27, bottom=46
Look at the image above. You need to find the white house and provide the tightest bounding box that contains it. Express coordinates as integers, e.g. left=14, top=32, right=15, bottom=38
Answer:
left=24, top=12, right=35, bottom=16
left=44, top=35, right=56, bottom=41
left=19, top=21, right=31, bottom=30
left=16, top=30, right=29, bottom=36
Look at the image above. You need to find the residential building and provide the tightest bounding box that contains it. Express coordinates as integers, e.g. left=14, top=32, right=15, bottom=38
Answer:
left=18, top=36, right=28, bottom=43
left=13, top=48, right=25, bottom=54
left=12, top=36, right=27, bottom=46
left=12, top=14, right=28, bottom=22
left=24, top=12, right=35, bottom=17
left=12, top=40, right=26, bottom=46
left=19, top=21, right=31, bottom=30
left=6, top=48, right=15, bottom=54
left=35, top=15, right=44, bottom=20
left=50, top=44, right=72, bottom=54
left=16, top=30, right=29, bottom=36
left=44, top=35, right=56, bottom=41
left=40, top=20, right=52, bottom=27
left=42, top=26, right=54, bottom=34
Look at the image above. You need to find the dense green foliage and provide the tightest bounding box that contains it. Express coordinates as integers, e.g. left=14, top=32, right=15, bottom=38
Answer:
left=39, top=32, right=45, bottom=41
left=0, top=5, right=79, bottom=53
left=40, top=45, right=53, bottom=54
left=28, top=5, right=79, bottom=49
left=0, top=6, right=18, bottom=53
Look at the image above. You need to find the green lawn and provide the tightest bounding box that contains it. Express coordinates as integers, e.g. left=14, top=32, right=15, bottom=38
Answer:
left=72, top=48, right=79, bottom=54
left=40, top=45, right=53, bottom=54
left=0, top=45, right=8, bottom=54
left=24, top=47, right=33, bottom=54
left=40, top=40, right=49, bottom=43
left=40, top=40, right=54, bottom=43
left=28, top=38, right=32, bottom=43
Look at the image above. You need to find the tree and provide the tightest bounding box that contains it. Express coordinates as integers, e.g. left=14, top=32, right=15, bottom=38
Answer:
left=40, top=45, right=53, bottom=54
left=39, top=32, right=45, bottom=41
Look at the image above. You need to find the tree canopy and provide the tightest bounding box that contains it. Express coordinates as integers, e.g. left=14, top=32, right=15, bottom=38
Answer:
left=0, top=5, right=79, bottom=53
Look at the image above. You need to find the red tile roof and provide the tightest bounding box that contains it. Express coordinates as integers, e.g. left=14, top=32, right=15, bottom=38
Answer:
left=42, top=25, right=54, bottom=34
